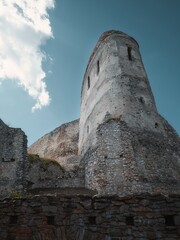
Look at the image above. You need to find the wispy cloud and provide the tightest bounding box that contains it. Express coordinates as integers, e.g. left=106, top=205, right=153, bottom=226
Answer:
left=0, top=0, right=55, bottom=111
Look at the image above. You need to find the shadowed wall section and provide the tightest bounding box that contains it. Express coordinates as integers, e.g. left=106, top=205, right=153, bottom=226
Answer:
left=0, top=119, right=27, bottom=198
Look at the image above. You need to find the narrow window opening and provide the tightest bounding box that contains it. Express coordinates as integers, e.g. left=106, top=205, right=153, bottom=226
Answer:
left=88, top=216, right=96, bottom=225
left=9, top=216, right=18, bottom=224
left=2, top=158, right=15, bottom=162
left=88, top=76, right=90, bottom=89
left=87, top=125, right=89, bottom=134
left=127, top=46, right=132, bottom=61
left=104, top=156, right=107, bottom=159
left=126, top=216, right=134, bottom=226
left=47, top=216, right=55, bottom=225
left=164, top=215, right=175, bottom=226
left=120, top=153, right=123, bottom=158
left=139, top=97, right=144, bottom=103
left=155, top=122, right=158, bottom=128
left=97, top=60, right=100, bottom=74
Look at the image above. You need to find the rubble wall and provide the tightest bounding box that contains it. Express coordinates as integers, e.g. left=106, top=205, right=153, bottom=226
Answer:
left=0, top=119, right=27, bottom=198
left=0, top=194, right=180, bottom=240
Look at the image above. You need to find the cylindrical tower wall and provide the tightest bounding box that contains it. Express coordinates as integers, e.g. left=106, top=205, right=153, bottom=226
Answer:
left=79, top=31, right=180, bottom=197
left=79, top=31, right=164, bottom=155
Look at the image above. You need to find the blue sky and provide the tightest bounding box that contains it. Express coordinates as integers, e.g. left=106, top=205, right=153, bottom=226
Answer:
left=0, top=0, right=180, bottom=146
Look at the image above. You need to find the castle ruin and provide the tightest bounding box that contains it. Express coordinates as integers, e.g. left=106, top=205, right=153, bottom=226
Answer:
left=29, top=30, right=180, bottom=197
left=1, top=30, right=180, bottom=239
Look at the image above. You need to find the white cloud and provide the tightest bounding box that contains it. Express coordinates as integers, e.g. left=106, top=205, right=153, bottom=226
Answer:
left=0, top=0, right=55, bottom=111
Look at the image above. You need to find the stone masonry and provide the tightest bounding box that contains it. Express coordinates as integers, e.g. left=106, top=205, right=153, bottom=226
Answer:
left=0, top=194, right=180, bottom=240
left=28, top=120, right=80, bottom=170
left=0, top=119, right=27, bottom=198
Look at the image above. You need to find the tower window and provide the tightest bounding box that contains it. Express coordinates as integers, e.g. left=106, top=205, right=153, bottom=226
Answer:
left=88, top=76, right=90, bottom=89
left=127, top=46, right=132, bottom=61
left=139, top=97, right=144, bottom=103
left=97, top=60, right=100, bottom=74
left=87, top=125, right=89, bottom=134
left=2, top=158, right=15, bottom=162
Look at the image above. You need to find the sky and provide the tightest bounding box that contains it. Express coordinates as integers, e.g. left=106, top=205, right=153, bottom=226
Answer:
left=0, top=0, right=180, bottom=146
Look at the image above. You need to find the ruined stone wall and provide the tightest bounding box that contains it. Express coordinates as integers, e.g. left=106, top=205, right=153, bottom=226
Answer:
left=0, top=194, right=180, bottom=240
left=26, top=154, right=84, bottom=191
left=0, top=119, right=27, bottom=198
left=84, top=119, right=180, bottom=196
left=28, top=120, right=80, bottom=170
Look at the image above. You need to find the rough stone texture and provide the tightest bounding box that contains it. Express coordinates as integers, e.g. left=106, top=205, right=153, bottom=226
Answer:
left=27, top=154, right=84, bottom=191
left=84, top=119, right=180, bottom=196
left=0, top=194, right=180, bottom=240
left=79, top=31, right=152, bottom=155
left=28, top=120, right=80, bottom=170
left=79, top=30, right=180, bottom=197
left=0, top=119, right=27, bottom=198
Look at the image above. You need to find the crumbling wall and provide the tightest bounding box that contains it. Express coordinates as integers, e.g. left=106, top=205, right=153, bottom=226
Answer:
left=0, top=194, right=180, bottom=240
left=28, top=120, right=80, bottom=170
left=27, top=154, right=84, bottom=191
left=84, top=118, right=180, bottom=197
left=0, top=119, right=27, bottom=198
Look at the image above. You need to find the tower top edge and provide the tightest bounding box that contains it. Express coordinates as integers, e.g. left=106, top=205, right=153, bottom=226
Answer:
left=98, top=30, right=139, bottom=47
left=81, top=30, right=139, bottom=95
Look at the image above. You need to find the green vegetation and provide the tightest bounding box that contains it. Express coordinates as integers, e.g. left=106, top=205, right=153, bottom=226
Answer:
left=10, top=191, right=22, bottom=199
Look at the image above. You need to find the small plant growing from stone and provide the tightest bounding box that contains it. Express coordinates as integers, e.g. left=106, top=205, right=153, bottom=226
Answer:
left=10, top=191, right=22, bottom=199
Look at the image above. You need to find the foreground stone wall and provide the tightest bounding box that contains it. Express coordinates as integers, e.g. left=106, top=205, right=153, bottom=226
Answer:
left=28, top=120, right=80, bottom=170
left=0, top=119, right=27, bottom=198
left=0, top=194, right=180, bottom=240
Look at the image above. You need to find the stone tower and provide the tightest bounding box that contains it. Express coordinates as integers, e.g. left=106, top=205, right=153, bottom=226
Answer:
left=79, top=30, right=180, bottom=196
